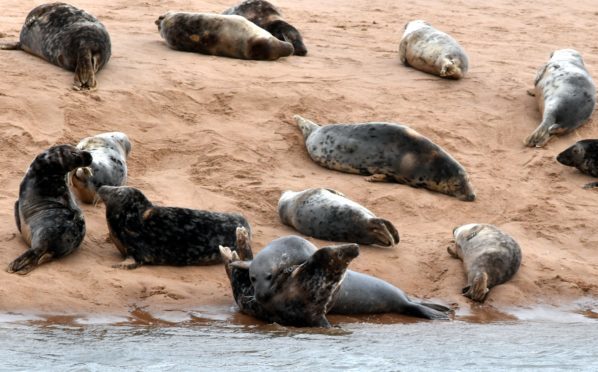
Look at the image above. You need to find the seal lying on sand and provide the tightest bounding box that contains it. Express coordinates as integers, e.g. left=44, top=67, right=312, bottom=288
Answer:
left=155, top=11, right=294, bottom=60
left=557, top=139, right=598, bottom=189
left=278, top=188, right=399, bottom=246
left=69, top=132, right=131, bottom=204
left=223, top=0, right=307, bottom=56
left=294, top=115, right=475, bottom=201
left=220, top=228, right=451, bottom=327
left=525, top=49, right=596, bottom=147
left=97, top=186, right=251, bottom=269
left=9, top=145, right=92, bottom=274
left=0, top=2, right=111, bottom=90
left=449, top=224, right=522, bottom=302
left=398, top=20, right=468, bottom=79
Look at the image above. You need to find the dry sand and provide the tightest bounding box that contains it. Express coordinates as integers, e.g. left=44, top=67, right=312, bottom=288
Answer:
left=0, top=0, right=597, bottom=322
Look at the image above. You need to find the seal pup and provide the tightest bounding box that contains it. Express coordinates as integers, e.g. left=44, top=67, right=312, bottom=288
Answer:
left=155, top=11, right=294, bottom=60
left=0, top=3, right=111, bottom=90
left=449, top=224, right=522, bottom=302
left=557, top=139, right=598, bottom=189
left=220, top=230, right=450, bottom=327
left=525, top=49, right=596, bottom=147
left=9, top=145, right=92, bottom=274
left=68, top=132, right=131, bottom=204
left=294, top=115, right=475, bottom=201
left=398, top=20, right=468, bottom=79
left=223, top=0, right=307, bottom=56
left=97, top=185, right=251, bottom=269
left=278, top=188, right=399, bottom=246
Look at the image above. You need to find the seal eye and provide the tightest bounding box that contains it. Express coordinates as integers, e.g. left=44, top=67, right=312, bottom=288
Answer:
left=250, top=276, right=256, bottom=283
left=265, top=274, right=272, bottom=281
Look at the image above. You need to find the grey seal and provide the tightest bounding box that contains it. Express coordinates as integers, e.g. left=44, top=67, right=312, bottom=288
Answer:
left=557, top=139, right=598, bottom=189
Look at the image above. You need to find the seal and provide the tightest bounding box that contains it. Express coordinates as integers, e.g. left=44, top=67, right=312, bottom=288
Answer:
left=294, top=115, right=476, bottom=201
left=97, top=185, right=251, bottom=269
left=277, top=188, right=399, bottom=246
left=398, top=20, right=468, bottom=79
left=69, top=132, right=131, bottom=204
left=223, top=0, right=307, bottom=56
left=220, top=229, right=451, bottom=327
left=557, top=139, right=598, bottom=189
left=155, top=11, right=294, bottom=60
left=525, top=49, right=596, bottom=147
left=8, top=144, right=92, bottom=274
left=449, top=223, right=522, bottom=302
left=0, top=3, right=111, bottom=90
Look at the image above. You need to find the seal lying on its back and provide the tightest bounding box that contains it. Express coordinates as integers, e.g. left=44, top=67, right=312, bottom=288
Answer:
left=557, top=139, right=598, bottom=189
left=0, top=2, right=111, bottom=90
left=155, top=11, right=294, bottom=60
left=9, top=145, right=92, bottom=274
left=294, top=115, right=475, bottom=201
left=278, top=188, right=399, bottom=246
left=221, top=229, right=451, bottom=327
left=449, top=224, right=522, bottom=302
left=223, top=0, right=307, bottom=56
left=97, top=186, right=251, bottom=269
left=399, top=20, right=468, bottom=79
left=69, top=132, right=131, bottom=204
left=525, top=49, right=596, bottom=147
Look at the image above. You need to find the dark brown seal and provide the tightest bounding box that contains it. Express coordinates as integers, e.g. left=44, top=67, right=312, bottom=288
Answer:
left=557, top=139, right=598, bottom=189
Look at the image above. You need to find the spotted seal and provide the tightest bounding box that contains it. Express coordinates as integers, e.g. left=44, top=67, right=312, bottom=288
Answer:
left=449, top=224, right=522, bottom=302
left=294, top=115, right=476, bottom=201
left=68, top=132, right=131, bottom=204
left=223, top=0, right=307, bottom=56
left=557, top=139, right=598, bottom=189
left=220, top=229, right=451, bottom=327
left=278, top=188, right=399, bottom=246
left=398, top=20, right=468, bottom=79
left=155, top=11, right=294, bottom=60
left=0, top=3, right=111, bottom=90
left=8, top=145, right=92, bottom=274
left=97, top=185, right=251, bottom=269
left=525, top=49, right=596, bottom=147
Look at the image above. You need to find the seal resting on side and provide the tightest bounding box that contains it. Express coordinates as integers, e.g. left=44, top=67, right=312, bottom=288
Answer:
left=220, top=228, right=451, bottom=327
left=398, top=20, right=468, bottom=79
left=9, top=145, right=92, bottom=274
left=294, top=115, right=475, bottom=201
left=97, top=185, right=251, bottom=269
left=0, top=2, right=111, bottom=90
left=69, top=132, right=131, bottom=204
left=278, top=188, right=399, bottom=246
left=223, top=0, right=307, bottom=56
left=449, top=224, right=522, bottom=302
left=525, top=49, right=596, bottom=147
left=155, top=11, right=294, bottom=60
left=557, top=139, right=598, bottom=189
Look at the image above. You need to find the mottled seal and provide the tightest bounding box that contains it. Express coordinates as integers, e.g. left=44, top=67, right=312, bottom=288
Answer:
left=0, top=3, right=111, bottom=90
left=398, top=20, right=468, bottom=79
left=557, top=139, right=598, bottom=189
left=220, top=229, right=450, bottom=327
left=449, top=224, right=522, bottom=302
left=155, top=11, right=294, bottom=60
left=223, top=0, right=307, bottom=56
left=9, top=145, right=92, bottom=274
left=525, top=49, right=596, bottom=147
left=97, top=185, right=251, bottom=269
left=278, top=188, right=399, bottom=246
left=69, top=132, right=131, bottom=204
left=294, top=115, right=476, bottom=201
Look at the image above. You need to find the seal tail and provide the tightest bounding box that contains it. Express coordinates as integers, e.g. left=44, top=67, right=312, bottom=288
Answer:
left=0, top=41, right=20, bottom=50
left=462, top=272, right=489, bottom=302
left=293, top=115, right=320, bottom=140
left=7, top=249, right=52, bottom=275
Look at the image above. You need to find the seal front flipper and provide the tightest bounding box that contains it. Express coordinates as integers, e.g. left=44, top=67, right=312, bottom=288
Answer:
left=583, top=181, right=598, bottom=189
left=365, top=174, right=392, bottom=183
left=462, top=272, right=489, bottom=302
left=112, top=257, right=141, bottom=270
left=0, top=41, right=20, bottom=50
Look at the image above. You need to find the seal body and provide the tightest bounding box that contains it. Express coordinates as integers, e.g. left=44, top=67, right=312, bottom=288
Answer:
left=557, top=139, right=598, bottom=189
left=155, top=11, right=294, bottom=60
left=278, top=188, right=399, bottom=246
left=97, top=186, right=251, bottom=269
left=294, top=115, right=475, bottom=201
left=525, top=49, right=596, bottom=147
left=69, top=132, right=131, bottom=204
left=9, top=145, right=92, bottom=274
left=223, top=0, right=307, bottom=56
left=449, top=224, right=522, bottom=302
left=398, top=20, right=468, bottom=79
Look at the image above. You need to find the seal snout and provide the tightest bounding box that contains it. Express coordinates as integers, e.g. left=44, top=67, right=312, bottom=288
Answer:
left=338, top=244, right=360, bottom=261
left=81, top=150, right=93, bottom=166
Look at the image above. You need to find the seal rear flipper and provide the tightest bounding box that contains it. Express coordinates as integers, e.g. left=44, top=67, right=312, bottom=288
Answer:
left=420, top=302, right=451, bottom=313
left=310, top=316, right=331, bottom=328
left=293, top=115, right=320, bottom=140
left=525, top=116, right=556, bottom=148
left=367, top=218, right=400, bottom=247
left=403, top=303, right=450, bottom=320
left=7, top=249, right=52, bottom=275
left=0, top=41, right=20, bottom=50
left=462, top=272, right=489, bottom=302
left=583, top=181, right=598, bottom=189
left=73, top=50, right=97, bottom=91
